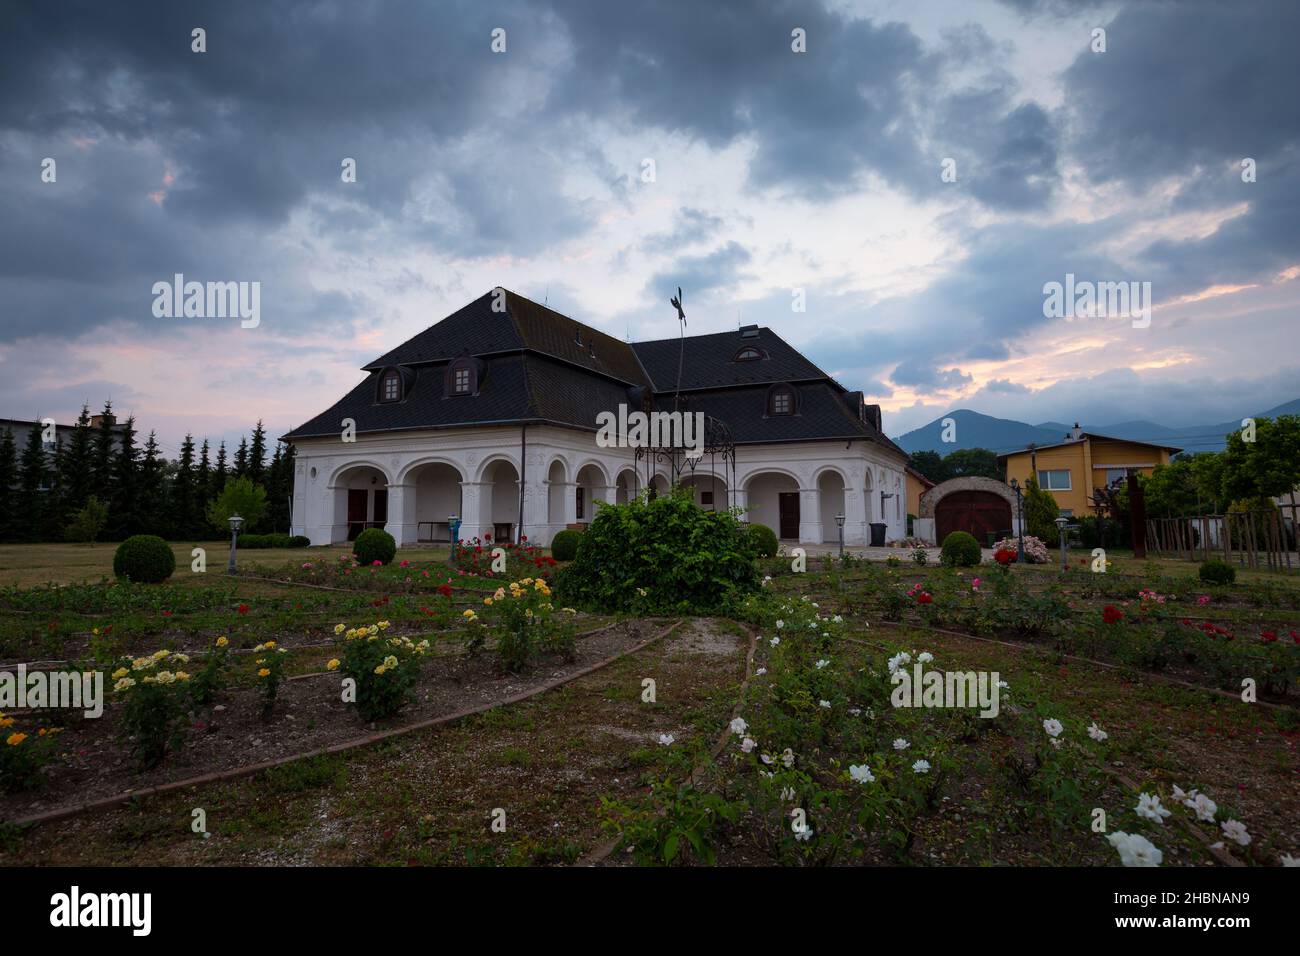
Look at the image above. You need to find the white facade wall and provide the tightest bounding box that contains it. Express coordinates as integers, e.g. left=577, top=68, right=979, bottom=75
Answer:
left=290, top=425, right=909, bottom=548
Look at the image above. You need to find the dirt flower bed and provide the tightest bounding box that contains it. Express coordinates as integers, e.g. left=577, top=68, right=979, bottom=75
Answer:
left=3, top=619, right=669, bottom=823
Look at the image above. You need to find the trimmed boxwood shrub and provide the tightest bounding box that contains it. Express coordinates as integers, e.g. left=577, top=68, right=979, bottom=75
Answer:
left=1199, top=559, right=1236, bottom=586
left=940, top=530, right=982, bottom=567
left=555, top=488, right=759, bottom=614
left=236, top=533, right=310, bottom=549
left=747, top=523, right=778, bottom=558
left=550, top=529, right=583, bottom=562
left=353, top=528, right=397, bottom=566
left=113, top=535, right=176, bottom=583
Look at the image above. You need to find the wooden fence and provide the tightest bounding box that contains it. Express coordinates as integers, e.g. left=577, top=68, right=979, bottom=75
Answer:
left=1145, top=503, right=1298, bottom=573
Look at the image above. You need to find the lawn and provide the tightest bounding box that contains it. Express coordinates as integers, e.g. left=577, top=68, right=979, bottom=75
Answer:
left=1, top=542, right=1296, bottom=867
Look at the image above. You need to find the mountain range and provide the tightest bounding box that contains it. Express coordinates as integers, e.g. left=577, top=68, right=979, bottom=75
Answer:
left=892, top=399, right=1300, bottom=456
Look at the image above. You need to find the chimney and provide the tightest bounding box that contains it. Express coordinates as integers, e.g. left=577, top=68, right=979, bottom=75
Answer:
left=1070, top=422, right=1082, bottom=441
left=90, top=413, right=116, bottom=429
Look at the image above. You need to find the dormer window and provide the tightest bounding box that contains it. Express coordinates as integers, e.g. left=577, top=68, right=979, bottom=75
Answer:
left=768, top=384, right=795, bottom=416
left=447, top=357, right=477, bottom=396
left=733, top=347, right=765, bottom=362
left=380, top=369, right=402, bottom=403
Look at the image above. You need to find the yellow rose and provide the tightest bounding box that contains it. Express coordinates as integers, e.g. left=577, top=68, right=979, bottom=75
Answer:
left=6, top=732, right=27, bottom=746
left=334, top=624, right=346, bottom=635
left=327, top=659, right=340, bottom=670
left=462, top=610, right=475, bottom=618
left=264, top=640, right=277, bottom=649
left=374, top=664, right=387, bottom=675
left=216, top=636, right=229, bottom=647
left=111, top=667, right=129, bottom=680
left=257, top=668, right=271, bottom=678
left=484, top=597, right=493, bottom=606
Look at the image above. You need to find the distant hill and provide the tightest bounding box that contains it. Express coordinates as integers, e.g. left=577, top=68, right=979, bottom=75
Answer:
left=893, top=400, right=1300, bottom=455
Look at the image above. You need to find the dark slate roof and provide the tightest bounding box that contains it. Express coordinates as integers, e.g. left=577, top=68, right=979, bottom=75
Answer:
left=364, top=289, right=649, bottom=387
left=656, top=382, right=903, bottom=451
left=284, top=289, right=902, bottom=456
left=631, top=327, right=829, bottom=390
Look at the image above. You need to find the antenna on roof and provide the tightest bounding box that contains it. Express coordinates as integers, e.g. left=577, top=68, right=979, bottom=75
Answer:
left=670, top=286, right=686, bottom=412
left=544, top=285, right=549, bottom=306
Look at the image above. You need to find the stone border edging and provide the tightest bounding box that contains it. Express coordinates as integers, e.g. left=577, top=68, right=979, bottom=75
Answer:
left=6, top=619, right=680, bottom=829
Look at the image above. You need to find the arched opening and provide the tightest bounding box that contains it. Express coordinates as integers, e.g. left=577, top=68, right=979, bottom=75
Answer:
left=330, top=465, right=389, bottom=544
left=745, top=471, right=800, bottom=541
left=647, top=473, right=670, bottom=500
left=615, top=469, right=638, bottom=504
left=679, top=473, right=729, bottom=510
left=818, top=470, right=846, bottom=544
left=575, top=463, right=610, bottom=524
left=407, top=462, right=463, bottom=544
left=481, top=459, right=520, bottom=544
left=862, top=469, right=875, bottom=523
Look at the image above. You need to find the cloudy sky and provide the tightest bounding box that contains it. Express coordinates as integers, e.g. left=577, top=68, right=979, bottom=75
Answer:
left=3, top=0, right=1297, bottom=456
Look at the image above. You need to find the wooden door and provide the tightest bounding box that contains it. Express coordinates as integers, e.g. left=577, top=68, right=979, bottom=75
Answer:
left=778, top=492, right=800, bottom=540
left=347, top=489, right=367, bottom=541
left=935, top=491, right=1011, bottom=546
left=373, top=489, right=388, bottom=526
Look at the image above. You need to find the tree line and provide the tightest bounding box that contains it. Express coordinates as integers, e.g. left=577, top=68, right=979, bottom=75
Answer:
left=0, top=402, right=296, bottom=543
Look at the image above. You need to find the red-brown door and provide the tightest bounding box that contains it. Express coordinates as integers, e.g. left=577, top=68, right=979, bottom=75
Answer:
left=935, top=491, right=1011, bottom=546
left=347, top=489, right=367, bottom=541
left=778, top=492, right=800, bottom=539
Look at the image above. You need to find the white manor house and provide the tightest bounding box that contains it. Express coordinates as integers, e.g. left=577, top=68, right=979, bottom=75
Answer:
left=284, top=290, right=911, bottom=549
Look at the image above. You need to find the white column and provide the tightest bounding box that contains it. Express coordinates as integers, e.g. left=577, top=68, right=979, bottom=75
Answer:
left=520, top=477, right=547, bottom=546
left=843, top=487, right=866, bottom=545
left=798, top=486, right=822, bottom=544
left=732, top=486, right=749, bottom=522
left=385, top=483, right=416, bottom=546
left=459, top=481, right=487, bottom=542
left=562, top=481, right=579, bottom=525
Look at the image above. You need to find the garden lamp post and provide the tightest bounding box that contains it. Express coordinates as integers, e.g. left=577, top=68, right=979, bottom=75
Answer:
left=1009, top=478, right=1026, bottom=564
left=448, top=514, right=461, bottom=565
left=835, top=513, right=846, bottom=558
left=227, top=514, right=243, bottom=575
left=1055, top=515, right=1069, bottom=571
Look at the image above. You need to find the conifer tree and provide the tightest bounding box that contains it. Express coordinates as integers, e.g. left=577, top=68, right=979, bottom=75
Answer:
left=174, top=434, right=198, bottom=539
left=17, top=423, right=49, bottom=541
left=109, top=416, right=139, bottom=539
left=248, top=420, right=267, bottom=486
left=58, top=404, right=95, bottom=521
left=0, top=428, right=17, bottom=542
left=92, top=401, right=116, bottom=504
left=233, top=436, right=249, bottom=478
left=212, top=441, right=229, bottom=500
left=138, top=431, right=167, bottom=535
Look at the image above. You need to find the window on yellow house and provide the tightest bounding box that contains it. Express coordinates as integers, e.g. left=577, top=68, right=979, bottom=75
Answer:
left=1037, top=469, right=1071, bottom=491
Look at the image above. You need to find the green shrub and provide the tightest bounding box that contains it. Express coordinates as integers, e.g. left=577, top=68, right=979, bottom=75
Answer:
left=112, top=651, right=192, bottom=768
left=1023, top=477, right=1060, bottom=546
left=64, top=496, right=109, bottom=544
left=289, top=535, right=310, bottom=548
left=113, top=535, right=176, bottom=583
left=206, top=476, right=267, bottom=533
left=550, top=529, right=583, bottom=562
left=940, top=531, right=982, bottom=567
left=747, top=523, right=779, bottom=558
left=334, top=623, right=428, bottom=721
left=1199, top=559, right=1236, bottom=586
left=353, top=528, right=396, bottom=566
left=0, top=717, right=63, bottom=791
left=555, top=488, right=759, bottom=614
left=238, top=532, right=302, bottom=549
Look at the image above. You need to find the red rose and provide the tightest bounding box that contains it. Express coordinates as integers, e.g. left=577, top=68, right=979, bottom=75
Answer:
left=436, top=584, right=452, bottom=598
left=916, top=592, right=933, bottom=605
left=1102, top=605, right=1123, bottom=625
left=1261, top=631, right=1278, bottom=643
left=237, top=604, right=250, bottom=614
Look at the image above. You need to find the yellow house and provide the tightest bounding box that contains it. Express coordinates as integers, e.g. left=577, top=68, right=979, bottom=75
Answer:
left=904, top=465, right=935, bottom=517
left=998, top=425, right=1181, bottom=516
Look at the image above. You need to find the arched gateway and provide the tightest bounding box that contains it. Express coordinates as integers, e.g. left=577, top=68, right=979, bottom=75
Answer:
left=916, top=476, right=1017, bottom=546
